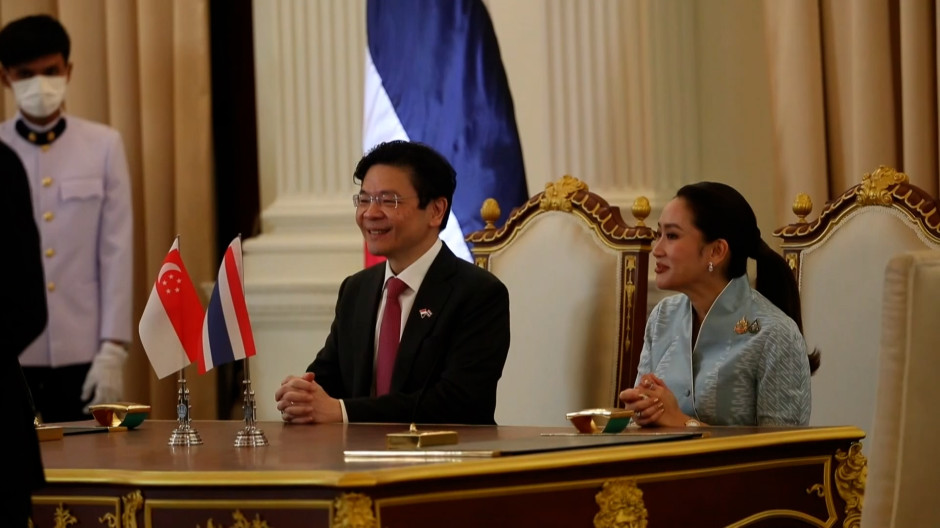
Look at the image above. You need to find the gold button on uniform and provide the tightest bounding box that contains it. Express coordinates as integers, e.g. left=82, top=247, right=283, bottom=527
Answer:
left=43, top=211, right=54, bottom=221
left=45, top=248, right=55, bottom=258
left=47, top=282, right=56, bottom=292
left=41, top=177, right=52, bottom=187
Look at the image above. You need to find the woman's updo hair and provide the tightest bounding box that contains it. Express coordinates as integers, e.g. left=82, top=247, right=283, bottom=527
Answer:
left=676, top=182, right=759, bottom=280
left=675, top=182, right=820, bottom=373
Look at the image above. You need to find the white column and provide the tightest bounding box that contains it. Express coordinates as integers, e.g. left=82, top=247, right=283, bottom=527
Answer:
left=249, top=0, right=366, bottom=420
left=490, top=0, right=699, bottom=215
left=490, top=0, right=700, bottom=312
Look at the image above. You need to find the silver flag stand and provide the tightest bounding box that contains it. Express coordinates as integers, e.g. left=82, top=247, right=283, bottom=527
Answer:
left=168, top=369, right=203, bottom=446
left=234, top=358, right=268, bottom=447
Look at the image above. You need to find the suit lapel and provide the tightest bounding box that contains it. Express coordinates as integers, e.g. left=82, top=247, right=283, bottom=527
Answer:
left=390, top=245, right=457, bottom=393
left=352, top=267, right=385, bottom=397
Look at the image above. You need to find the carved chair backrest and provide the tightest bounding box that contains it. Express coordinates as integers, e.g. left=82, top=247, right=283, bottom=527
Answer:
left=467, top=175, right=654, bottom=426
left=773, top=166, right=940, bottom=444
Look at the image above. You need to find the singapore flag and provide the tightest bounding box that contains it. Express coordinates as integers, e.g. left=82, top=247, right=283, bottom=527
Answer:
left=138, top=237, right=204, bottom=378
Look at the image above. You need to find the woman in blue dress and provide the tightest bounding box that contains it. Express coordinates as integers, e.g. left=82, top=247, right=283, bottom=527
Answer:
left=620, top=182, right=819, bottom=427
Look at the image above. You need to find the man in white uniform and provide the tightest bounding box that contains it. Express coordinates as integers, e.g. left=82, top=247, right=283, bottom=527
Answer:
left=0, top=15, right=133, bottom=422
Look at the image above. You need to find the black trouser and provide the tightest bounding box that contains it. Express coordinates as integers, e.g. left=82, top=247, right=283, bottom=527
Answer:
left=23, top=363, right=92, bottom=423
left=10, top=488, right=33, bottom=527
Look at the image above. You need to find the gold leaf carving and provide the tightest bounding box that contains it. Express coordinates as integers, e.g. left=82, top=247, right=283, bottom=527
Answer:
left=474, top=256, right=487, bottom=269
left=594, top=478, right=648, bottom=528
left=100, top=510, right=119, bottom=528
left=807, top=483, right=826, bottom=498
left=53, top=504, right=77, bottom=528
left=786, top=253, right=797, bottom=272
left=198, top=510, right=271, bottom=528
left=333, top=493, right=377, bottom=528
left=835, top=442, right=867, bottom=528
left=100, top=489, right=143, bottom=528
left=623, top=256, right=636, bottom=354
left=540, top=175, right=587, bottom=212
left=856, top=166, right=908, bottom=206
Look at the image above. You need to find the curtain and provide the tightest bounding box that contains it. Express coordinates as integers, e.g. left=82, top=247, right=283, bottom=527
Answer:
left=764, top=0, right=940, bottom=226
left=0, top=0, right=218, bottom=419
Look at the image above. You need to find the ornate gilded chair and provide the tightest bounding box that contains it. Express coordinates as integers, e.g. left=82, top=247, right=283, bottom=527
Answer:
left=774, top=167, right=940, bottom=445
left=466, top=175, right=655, bottom=426
left=861, top=250, right=940, bottom=528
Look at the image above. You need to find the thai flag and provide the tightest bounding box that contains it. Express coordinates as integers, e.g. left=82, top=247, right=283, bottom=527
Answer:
left=363, top=0, right=528, bottom=266
left=138, top=237, right=203, bottom=378
left=200, top=237, right=256, bottom=373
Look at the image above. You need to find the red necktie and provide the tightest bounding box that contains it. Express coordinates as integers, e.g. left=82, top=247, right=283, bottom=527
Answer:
left=376, top=277, right=408, bottom=396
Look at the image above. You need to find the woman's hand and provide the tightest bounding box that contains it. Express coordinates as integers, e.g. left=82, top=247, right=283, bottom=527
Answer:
left=619, top=376, right=664, bottom=426
left=622, top=373, right=694, bottom=427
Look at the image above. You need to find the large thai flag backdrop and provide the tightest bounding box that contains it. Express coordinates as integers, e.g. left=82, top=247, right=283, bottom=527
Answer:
left=363, top=0, right=528, bottom=265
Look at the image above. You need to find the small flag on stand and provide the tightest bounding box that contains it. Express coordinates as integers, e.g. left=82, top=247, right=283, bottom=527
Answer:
left=138, top=237, right=204, bottom=379
left=203, top=236, right=268, bottom=447
left=201, top=236, right=256, bottom=374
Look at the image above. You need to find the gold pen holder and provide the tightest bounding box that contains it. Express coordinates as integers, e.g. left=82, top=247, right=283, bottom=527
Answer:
left=35, top=424, right=64, bottom=441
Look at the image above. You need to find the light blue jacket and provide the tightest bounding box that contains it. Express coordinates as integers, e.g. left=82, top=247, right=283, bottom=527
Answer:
left=637, top=275, right=811, bottom=426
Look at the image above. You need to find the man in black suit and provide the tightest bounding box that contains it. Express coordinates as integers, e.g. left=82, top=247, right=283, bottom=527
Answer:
left=275, top=140, right=510, bottom=425
left=2, top=139, right=48, bottom=525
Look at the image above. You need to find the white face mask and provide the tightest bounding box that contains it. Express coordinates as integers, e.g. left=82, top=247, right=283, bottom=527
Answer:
left=10, top=75, right=68, bottom=119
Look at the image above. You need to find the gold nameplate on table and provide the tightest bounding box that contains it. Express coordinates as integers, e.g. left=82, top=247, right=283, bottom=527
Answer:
left=386, top=423, right=459, bottom=449
left=566, top=408, right=634, bottom=434
left=36, top=424, right=64, bottom=441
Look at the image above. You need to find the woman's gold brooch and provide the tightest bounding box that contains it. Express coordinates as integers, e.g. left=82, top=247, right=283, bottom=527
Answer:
left=734, top=316, right=760, bottom=335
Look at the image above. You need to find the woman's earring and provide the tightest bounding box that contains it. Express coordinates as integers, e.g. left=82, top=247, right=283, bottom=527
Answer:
left=708, top=262, right=714, bottom=273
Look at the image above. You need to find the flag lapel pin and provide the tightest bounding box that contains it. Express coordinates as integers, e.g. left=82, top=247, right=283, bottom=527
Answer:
left=419, top=308, right=432, bottom=319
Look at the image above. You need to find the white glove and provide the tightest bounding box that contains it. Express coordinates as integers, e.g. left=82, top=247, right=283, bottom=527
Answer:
left=81, top=341, right=128, bottom=413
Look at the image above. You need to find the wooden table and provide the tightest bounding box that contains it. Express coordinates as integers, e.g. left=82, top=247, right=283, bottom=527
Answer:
left=33, top=420, right=867, bottom=527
